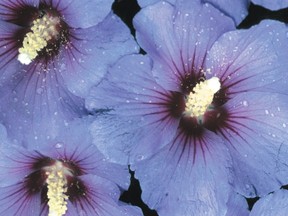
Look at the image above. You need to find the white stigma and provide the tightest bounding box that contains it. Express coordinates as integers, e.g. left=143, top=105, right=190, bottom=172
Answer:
left=45, top=161, right=71, bottom=216
left=185, top=77, right=221, bottom=118
left=18, top=14, right=60, bottom=65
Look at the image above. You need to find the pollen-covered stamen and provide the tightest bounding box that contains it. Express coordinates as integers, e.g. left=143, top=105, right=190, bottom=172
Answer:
left=185, top=77, right=221, bottom=118
left=45, top=161, right=72, bottom=216
left=18, top=14, right=60, bottom=65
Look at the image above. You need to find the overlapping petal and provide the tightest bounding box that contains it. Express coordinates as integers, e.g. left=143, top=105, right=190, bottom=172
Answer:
left=58, top=0, right=114, bottom=28
left=252, top=0, right=288, bottom=11
left=0, top=184, right=42, bottom=215
left=225, top=192, right=249, bottom=216
left=250, top=189, right=288, bottom=216
left=131, top=132, right=232, bottom=216
left=204, top=0, right=249, bottom=25
left=88, top=55, right=180, bottom=162
left=62, top=13, right=139, bottom=99
left=134, top=0, right=234, bottom=91
left=137, top=0, right=249, bottom=25
left=220, top=92, right=288, bottom=197
left=205, top=20, right=288, bottom=96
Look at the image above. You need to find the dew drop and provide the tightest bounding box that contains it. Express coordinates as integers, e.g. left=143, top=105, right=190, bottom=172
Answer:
left=54, top=142, right=63, bottom=149
left=136, top=155, right=145, bottom=161
left=36, top=88, right=44, bottom=94
left=242, top=100, right=248, bottom=107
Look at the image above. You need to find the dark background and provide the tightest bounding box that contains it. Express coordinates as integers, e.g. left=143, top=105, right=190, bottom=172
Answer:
left=111, top=0, right=288, bottom=215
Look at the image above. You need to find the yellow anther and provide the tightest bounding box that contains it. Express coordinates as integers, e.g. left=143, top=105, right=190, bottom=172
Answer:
left=45, top=161, right=69, bottom=216
left=18, top=14, right=60, bottom=65
left=185, top=77, right=221, bottom=118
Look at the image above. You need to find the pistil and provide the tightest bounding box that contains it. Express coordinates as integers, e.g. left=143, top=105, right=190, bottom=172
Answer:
left=18, top=14, right=60, bottom=65
left=45, top=161, right=71, bottom=216
left=185, top=77, right=221, bottom=118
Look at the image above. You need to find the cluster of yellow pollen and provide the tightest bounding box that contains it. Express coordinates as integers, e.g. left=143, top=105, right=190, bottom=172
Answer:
left=185, top=77, right=221, bottom=118
left=45, top=161, right=69, bottom=216
left=18, top=14, right=60, bottom=65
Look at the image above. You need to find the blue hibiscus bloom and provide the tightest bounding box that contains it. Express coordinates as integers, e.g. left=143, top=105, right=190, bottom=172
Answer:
left=0, top=119, right=141, bottom=216
left=88, top=0, right=288, bottom=215
left=0, top=0, right=139, bottom=143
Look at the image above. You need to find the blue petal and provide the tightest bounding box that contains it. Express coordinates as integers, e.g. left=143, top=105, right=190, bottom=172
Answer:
left=134, top=0, right=234, bottom=91
left=252, top=0, right=288, bottom=10
left=131, top=130, right=232, bottom=216
left=137, top=0, right=175, bottom=7
left=70, top=175, right=142, bottom=216
left=62, top=13, right=139, bottom=99
left=0, top=0, right=39, bottom=21
left=88, top=54, right=180, bottom=162
left=0, top=58, right=88, bottom=144
left=225, top=192, right=249, bottom=216
left=250, top=190, right=288, bottom=216
left=204, top=0, right=249, bottom=25
left=206, top=20, right=288, bottom=96
left=59, top=0, right=114, bottom=28
left=0, top=183, right=41, bottom=215
left=222, top=91, right=288, bottom=197
left=0, top=144, right=38, bottom=187
left=0, top=20, right=20, bottom=71
left=138, top=0, right=248, bottom=25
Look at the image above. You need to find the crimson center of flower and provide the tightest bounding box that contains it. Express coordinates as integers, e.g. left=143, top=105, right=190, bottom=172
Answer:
left=43, top=161, right=73, bottom=216
left=18, top=13, right=62, bottom=65
left=184, top=76, right=221, bottom=119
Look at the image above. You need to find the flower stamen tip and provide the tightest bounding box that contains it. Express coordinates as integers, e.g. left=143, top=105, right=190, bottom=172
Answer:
left=17, top=53, right=32, bottom=65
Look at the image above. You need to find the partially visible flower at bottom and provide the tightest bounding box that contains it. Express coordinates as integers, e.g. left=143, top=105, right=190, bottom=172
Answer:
left=0, top=120, right=141, bottom=216
left=250, top=189, right=288, bottom=216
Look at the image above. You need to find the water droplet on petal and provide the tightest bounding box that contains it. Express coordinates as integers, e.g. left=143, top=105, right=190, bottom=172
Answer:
left=36, top=88, right=44, bottom=94
left=136, top=155, right=145, bottom=161
left=54, top=142, right=63, bottom=149
left=242, top=100, right=248, bottom=107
